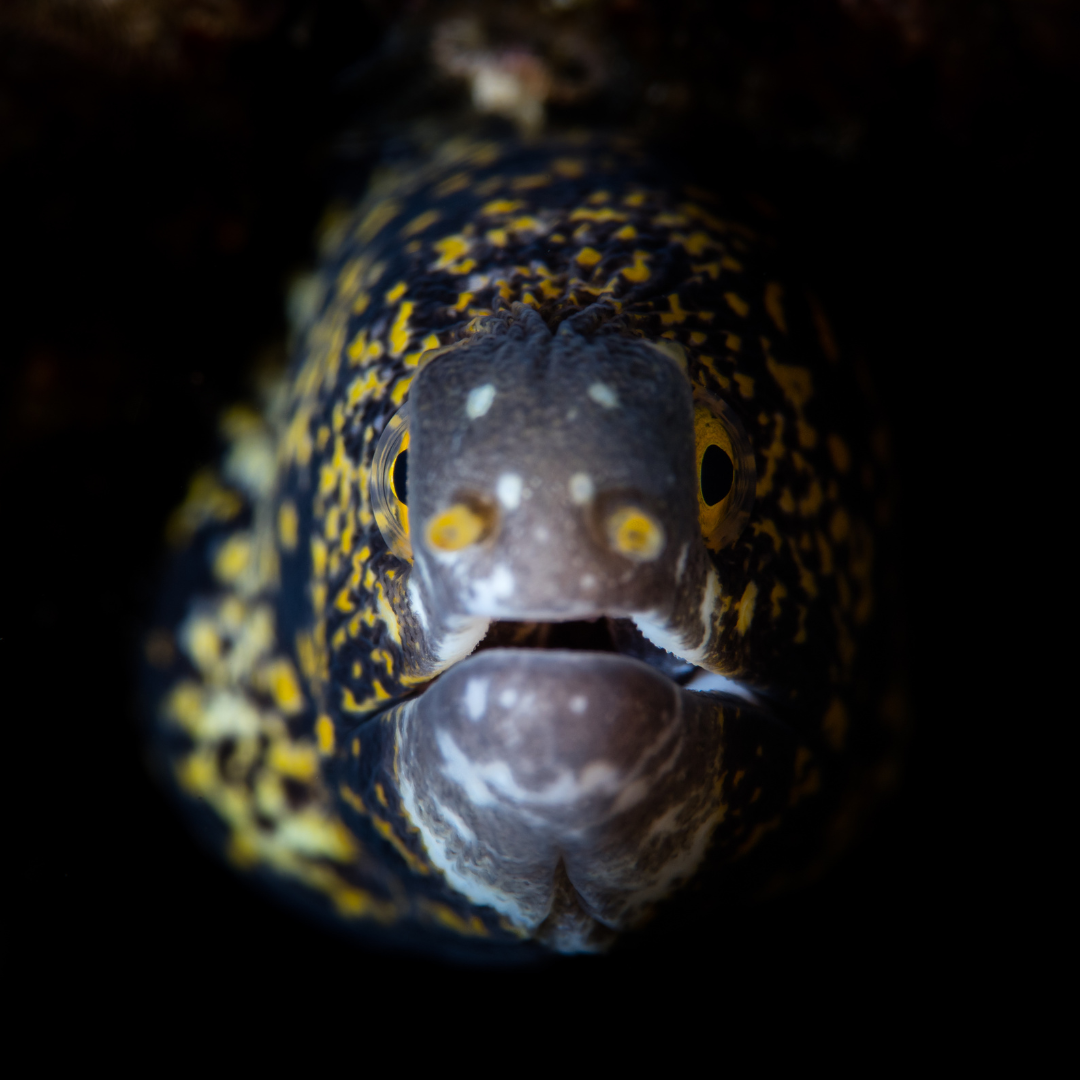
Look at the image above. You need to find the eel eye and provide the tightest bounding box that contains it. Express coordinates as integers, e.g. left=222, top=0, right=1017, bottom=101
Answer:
left=372, top=403, right=412, bottom=561
left=692, top=390, right=756, bottom=550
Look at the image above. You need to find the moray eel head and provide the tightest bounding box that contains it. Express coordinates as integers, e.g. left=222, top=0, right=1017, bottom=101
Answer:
left=385, top=304, right=727, bottom=674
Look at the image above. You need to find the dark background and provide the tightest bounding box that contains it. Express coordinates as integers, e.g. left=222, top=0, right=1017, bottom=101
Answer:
left=1, top=0, right=1071, bottom=1029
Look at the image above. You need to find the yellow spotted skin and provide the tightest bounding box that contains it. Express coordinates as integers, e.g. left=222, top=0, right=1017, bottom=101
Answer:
left=145, top=136, right=899, bottom=957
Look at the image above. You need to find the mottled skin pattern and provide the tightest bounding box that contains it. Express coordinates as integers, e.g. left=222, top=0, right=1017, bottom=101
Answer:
left=145, top=135, right=900, bottom=959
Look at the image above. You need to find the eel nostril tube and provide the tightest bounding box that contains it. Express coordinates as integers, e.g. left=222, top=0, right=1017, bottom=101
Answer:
left=604, top=505, right=665, bottom=563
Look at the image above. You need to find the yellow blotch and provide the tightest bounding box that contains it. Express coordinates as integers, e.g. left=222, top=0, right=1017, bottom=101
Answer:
left=385, top=281, right=407, bottom=303
left=433, top=235, right=470, bottom=269
left=268, top=741, right=317, bottom=781
left=340, top=783, right=365, bottom=813
left=553, top=158, right=585, bottom=178
left=434, top=171, right=470, bottom=197
left=357, top=200, right=401, bottom=244
left=734, top=373, right=755, bottom=399
left=400, top=209, right=440, bottom=238
left=752, top=518, right=783, bottom=552
left=829, top=507, right=851, bottom=543
left=481, top=199, right=524, bottom=215
left=621, top=250, right=651, bottom=283
left=346, top=328, right=368, bottom=365
left=726, top=333, right=742, bottom=352
left=660, top=293, right=688, bottom=325
left=391, top=377, right=412, bottom=406
left=735, top=580, right=758, bottom=635
left=827, top=433, right=851, bottom=474
left=587, top=190, right=611, bottom=204
left=682, top=231, right=714, bottom=256
left=808, top=293, right=839, bottom=362
left=342, top=681, right=392, bottom=714
left=261, top=658, right=305, bottom=715
left=798, top=480, right=824, bottom=517
left=789, top=747, right=821, bottom=805
left=486, top=228, right=508, bottom=247
left=570, top=207, right=627, bottom=223
left=724, top=292, right=749, bottom=317
left=510, top=216, right=541, bottom=232
left=375, top=584, right=402, bottom=645
left=815, top=531, right=834, bottom=575
left=770, top=580, right=787, bottom=620
left=225, top=830, right=259, bottom=870
left=699, top=355, right=731, bottom=389
left=764, top=282, right=787, bottom=333
left=511, top=173, right=551, bottom=190
left=779, top=488, right=796, bottom=514
left=213, top=532, right=251, bottom=584
left=421, top=901, right=489, bottom=937
left=576, top=247, right=602, bottom=267
left=788, top=539, right=818, bottom=599
left=690, top=331, right=707, bottom=346
left=766, top=354, right=813, bottom=410
left=820, top=695, right=846, bottom=747
left=721, top=256, right=744, bottom=272
left=310, top=536, right=327, bottom=578
left=623, top=191, right=647, bottom=207
left=615, top=224, right=637, bottom=241
left=389, top=301, right=414, bottom=356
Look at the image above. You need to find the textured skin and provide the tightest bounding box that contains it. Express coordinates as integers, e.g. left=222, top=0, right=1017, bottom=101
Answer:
left=145, top=134, right=900, bottom=959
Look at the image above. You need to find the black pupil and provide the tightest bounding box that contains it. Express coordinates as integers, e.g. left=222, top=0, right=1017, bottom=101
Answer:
left=700, top=444, right=733, bottom=506
left=392, top=449, right=408, bottom=505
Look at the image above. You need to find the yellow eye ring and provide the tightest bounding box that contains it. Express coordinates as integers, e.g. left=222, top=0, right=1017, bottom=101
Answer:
left=692, top=390, right=756, bottom=550
left=371, top=403, right=412, bottom=561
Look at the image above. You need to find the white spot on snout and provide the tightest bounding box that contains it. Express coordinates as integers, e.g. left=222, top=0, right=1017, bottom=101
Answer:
left=498, top=688, right=518, bottom=709
left=569, top=473, right=594, bottom=504
left=464, top=678, right=488, bottom=721
left=588, top=382, right=619, bottom=409
left=569, top=695, right=587, bottom=714
left=496, top=473, right=522, bottom=510
left=466, top=384, right=496, bottom=419
left=470, top=565, right=515, bottom=609
left=580, top=573, right=597, bottom=591
left=534, top=525, right=550, bottom=542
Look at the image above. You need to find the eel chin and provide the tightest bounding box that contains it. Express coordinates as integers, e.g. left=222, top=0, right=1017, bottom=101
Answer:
left=388, top=620, right=769, bottom=952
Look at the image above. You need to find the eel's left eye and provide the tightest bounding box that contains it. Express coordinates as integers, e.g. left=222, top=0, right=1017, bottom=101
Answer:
left=692, top=389, right=757, bottom=550
left=372, top=403, right=412, bottom=561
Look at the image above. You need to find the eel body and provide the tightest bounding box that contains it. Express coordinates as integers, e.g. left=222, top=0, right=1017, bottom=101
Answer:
left=145, top=134, right=898, bottom=958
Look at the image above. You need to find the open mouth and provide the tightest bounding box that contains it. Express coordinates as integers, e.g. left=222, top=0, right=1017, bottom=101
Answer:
left=475, top=617, right=695, bottom=681
left=457, top=616, right=757, bottom=703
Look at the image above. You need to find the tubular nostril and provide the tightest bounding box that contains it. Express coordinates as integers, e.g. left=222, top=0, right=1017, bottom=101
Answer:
left=605, top=505, right=666, bottom=563
left=425, top=503, right=490, bottom=552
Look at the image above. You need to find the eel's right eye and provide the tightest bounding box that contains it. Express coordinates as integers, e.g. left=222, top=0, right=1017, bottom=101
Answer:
left=692, top=389, right=757, bottom=551
left=372, top=403, right=412, bottom=561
